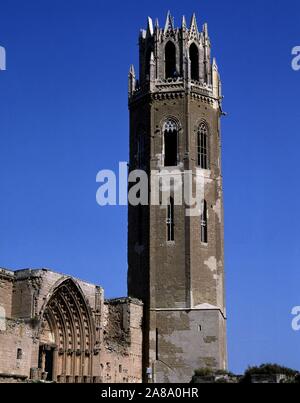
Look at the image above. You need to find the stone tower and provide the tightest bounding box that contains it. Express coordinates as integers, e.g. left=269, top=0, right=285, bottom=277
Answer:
left=128, top=12, right=227, bottom=383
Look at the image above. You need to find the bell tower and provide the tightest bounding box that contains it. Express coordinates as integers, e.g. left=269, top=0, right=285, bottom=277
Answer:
left=128, top=12, right=227, bottom=383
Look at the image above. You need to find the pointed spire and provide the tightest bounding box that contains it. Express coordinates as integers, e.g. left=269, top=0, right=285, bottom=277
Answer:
left=128, top=65, right=136, bottom=98
left=189, top=13, right=199, bottom=36
left=164, top=11, right=174, bottom=33
left=212, top=58, right=221, bottom=98
left=149, top=51, right=156, bottom=89
left=212, top=57, right=218, bottom=70
left=186, top=53, right=191, bottom=81
left=140, top=29, right=147, bottom=39
left=129, top=64, right=136, bottom=77
left=203, top=23, right=208, bottom=38
left=147, top=16, right=154, bottom=36
left=182, top=15, right=187, bottom=30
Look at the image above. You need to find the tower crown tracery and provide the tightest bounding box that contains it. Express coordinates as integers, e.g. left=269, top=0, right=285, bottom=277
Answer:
left=129, top=11, right=222, bottom=107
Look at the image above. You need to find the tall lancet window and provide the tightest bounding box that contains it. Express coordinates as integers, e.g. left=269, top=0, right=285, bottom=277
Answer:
left=190, top=43, right=199, bottom=81
left=201, top=200, right=208, bottom=244
left=167, top=197, right=175, bottom=242
left=165, top=41, right=177, bottom=79
left=197, top=123, right=209, bottom=169
left=164, top=119, right=178, bottom=167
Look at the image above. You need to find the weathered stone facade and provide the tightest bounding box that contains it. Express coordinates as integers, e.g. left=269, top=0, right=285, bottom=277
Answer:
left=0, top=269, right=143, bottom=383
left=0, top=11, right=227, bottom=384
left=128, top=12, right=227, bottom=382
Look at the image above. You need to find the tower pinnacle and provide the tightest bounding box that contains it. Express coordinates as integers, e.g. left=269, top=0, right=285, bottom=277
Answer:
left=164, top=11, right=174, bottom=33
left=147, top=16, right=154, bottom=36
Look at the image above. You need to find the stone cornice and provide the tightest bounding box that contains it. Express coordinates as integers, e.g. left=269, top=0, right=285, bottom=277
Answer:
left=129, top=78, right=220, bottom=109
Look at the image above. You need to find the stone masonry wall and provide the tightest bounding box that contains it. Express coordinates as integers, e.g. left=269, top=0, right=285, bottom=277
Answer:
left=0, top=269, right=143, bottom=383
left=0, top=319, right=34, bottom=378
left=101, top=298, right=143, bottom=383
left=0, top=269, right=14, bottom=319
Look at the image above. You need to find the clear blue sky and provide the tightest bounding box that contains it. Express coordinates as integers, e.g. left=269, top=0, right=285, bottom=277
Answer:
left=1, top=0, right=300, bottom=374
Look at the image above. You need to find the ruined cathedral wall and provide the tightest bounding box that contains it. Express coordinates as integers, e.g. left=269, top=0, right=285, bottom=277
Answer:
left=0, top=269, right=14, bottom=319
left=0, top=269, right=143, bottom=383
left=0, top=269, right=105, bottom=382
left=11, top=269, right=102, bottom=320
left=0, top=319, right=34, bottom=379
left=12, top=270, right=66, bottom=319
left=0, top=270, right=34, bottom=379
left=101, top=298, right=143, bottom=383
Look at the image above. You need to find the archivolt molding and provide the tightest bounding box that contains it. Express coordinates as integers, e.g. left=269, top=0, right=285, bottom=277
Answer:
left=38, top=278, right=96, bottom=380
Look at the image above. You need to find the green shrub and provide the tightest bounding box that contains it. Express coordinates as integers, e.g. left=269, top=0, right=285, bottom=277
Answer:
left=194, top=368, right=214, bottom=377
left=240, top=363, right=298, bottom=383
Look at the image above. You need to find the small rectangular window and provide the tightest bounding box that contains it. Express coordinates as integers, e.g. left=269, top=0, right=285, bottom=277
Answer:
left=201, top=200, right=208, bottom=244
left=17, top=348, right=23, bottom=360
left=167, top=198, right=175, bottom=241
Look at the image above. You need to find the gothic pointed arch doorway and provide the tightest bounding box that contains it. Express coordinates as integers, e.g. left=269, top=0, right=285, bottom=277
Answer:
left=39, top=279, right=95, bottom=383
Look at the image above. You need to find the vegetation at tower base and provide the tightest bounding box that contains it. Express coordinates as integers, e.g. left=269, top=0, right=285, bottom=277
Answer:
left=191, top=368, right=237, bottom=384
left=191, top=364, right=300, bottom=384
left=240, top=363, right=299, bottom=384
left=194, top=368, right=234, bottom=377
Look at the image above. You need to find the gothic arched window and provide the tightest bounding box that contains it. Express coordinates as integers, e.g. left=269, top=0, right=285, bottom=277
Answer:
left=164, top=119, right=178, bottom=167
left=167, top=197, right=175, bottom=242
left=201, top=200, right=208, bottom=244
left=165, top=42, right=177, bottom=79
left=190, top=43, right=199, bottom=81
left=197, top=123, right=209, bottom=169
